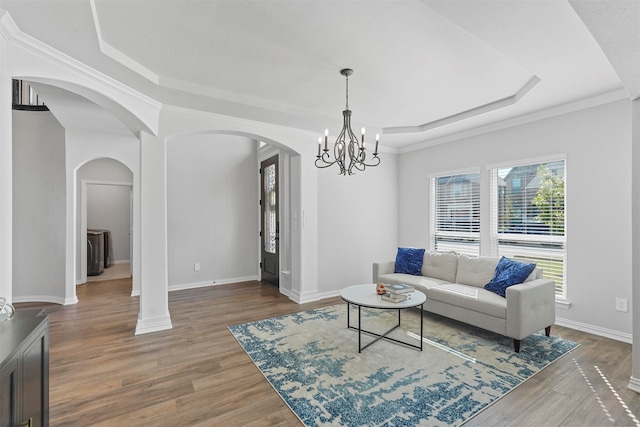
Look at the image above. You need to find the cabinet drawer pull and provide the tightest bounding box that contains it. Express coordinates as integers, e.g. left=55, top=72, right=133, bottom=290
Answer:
left=18, top=418, right=33, bottom=427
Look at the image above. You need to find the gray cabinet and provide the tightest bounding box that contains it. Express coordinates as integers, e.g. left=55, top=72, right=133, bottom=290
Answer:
left=0, top=309, right=49, bottom=427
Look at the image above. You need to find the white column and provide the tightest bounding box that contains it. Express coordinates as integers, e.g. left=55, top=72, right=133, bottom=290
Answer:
left=0, top=71, right=11, bottom=302
left=630, top=98, right=640, bottom=392
left=135, top=131, right=172, bottom=334
left=290, top=152, right=319, bottom=303
left=131, top=165, right=142, bottom=297
left=64, top=148, right=79, bottom=304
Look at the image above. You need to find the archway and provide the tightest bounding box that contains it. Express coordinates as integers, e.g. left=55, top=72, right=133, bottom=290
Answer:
left=165, top=131, right=299, bottom=297
left=8, top=78, right=148, bottom=308
left=76, top=159, right=133, bottom=290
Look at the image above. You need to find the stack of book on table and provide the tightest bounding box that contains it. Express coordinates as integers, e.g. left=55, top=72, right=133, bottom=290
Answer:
left=381, top=283, right=415, bottom=302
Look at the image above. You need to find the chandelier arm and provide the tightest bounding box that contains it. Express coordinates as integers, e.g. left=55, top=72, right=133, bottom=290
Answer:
left=347, top=153, right=357, bottom=175
left=314, top=159, right=337, bottom=169
left=334, top=142, right=345, bottom=169
left=315, top=152, right=338, bottom=168
left=347, top=161, right=356, bottom=175
left=358, top=156, right=381, bottom=168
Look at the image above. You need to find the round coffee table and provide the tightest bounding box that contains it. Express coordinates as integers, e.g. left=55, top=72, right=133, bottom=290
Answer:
left=340, top=284, right=426, bottom=352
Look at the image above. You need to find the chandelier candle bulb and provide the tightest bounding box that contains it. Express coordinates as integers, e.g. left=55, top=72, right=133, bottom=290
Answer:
left=317, top=137, right=321, bottom=157
left=375, top=134, right=379, bottom=155
left=324, top=129, right=329, bottom=151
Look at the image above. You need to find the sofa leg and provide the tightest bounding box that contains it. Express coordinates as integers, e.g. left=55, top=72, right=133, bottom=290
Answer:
left=513, top=339, right=521, bottom=353
left=545, top=326, right=551, bottom=337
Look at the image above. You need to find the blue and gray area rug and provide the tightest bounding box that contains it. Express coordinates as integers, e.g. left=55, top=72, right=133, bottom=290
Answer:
left=229, top=304, right=578, bottom=426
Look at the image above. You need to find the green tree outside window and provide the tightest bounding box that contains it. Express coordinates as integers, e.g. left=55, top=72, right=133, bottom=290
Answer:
left=532, top=165, right=565, bottom=235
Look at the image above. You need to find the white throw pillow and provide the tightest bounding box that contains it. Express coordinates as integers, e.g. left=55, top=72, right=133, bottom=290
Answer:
left=421, top=251, right=458, bottom=283
left=455, top=255, right=499, bottom=288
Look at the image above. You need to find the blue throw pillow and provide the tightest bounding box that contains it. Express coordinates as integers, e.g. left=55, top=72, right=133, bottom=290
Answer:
left=394, top=247, right=425, bottom=276
left=484, top=257, right=536, bottom=298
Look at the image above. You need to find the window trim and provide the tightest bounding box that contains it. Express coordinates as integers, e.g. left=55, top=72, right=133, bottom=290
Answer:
left=486, top=154, right=567, bottom=172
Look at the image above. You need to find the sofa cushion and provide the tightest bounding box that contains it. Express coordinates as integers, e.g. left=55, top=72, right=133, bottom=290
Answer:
left=377, top=273, right=445, bottom=291
left=455, top=255, right=499, bottom=288
left=528, top=267, right=542, bottom=281
left=427, top=284, right=507, bottom=319
left=484, top=257, right=537, bottom=297
left=394, top=247, right=425, bottom=275
left=421, top=251, right=458, bottom=282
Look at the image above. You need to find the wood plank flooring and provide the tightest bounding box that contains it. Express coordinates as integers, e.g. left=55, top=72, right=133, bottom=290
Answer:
left=15, top=278, right=640, bottom=426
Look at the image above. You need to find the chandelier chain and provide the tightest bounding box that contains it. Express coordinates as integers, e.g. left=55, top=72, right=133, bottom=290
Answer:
left=345, top=73, right=349, bottom=110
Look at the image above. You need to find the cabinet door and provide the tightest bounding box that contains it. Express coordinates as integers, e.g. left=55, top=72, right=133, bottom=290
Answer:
left=0, top=357, right=19, bottom=427
left=22, top=329, right=48, bottom=427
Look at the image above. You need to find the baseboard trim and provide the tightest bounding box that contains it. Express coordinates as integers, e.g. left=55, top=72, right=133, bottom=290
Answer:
left=12, top=295, right=66, bottom=305
left=64, top=296, right=79, bottom=305
left=168, top=276, right=259, bottom=292
left=289, top=289, right=341, bottom=304
left=628, top=376, right=640, bottom=393
left=135, top=314, right=173, bottom=335
left=555, top=316, right=632, bottom=343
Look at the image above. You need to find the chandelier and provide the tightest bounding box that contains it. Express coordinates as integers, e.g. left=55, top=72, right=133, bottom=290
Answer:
left=315, top=69, right=380, bottom=175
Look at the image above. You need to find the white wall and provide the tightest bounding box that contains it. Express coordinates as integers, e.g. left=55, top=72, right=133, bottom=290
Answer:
left=167, top=133, right=259, bottom=289
left=158, top=106, right=321, bottom=302
left=0, top=60, right=12, bottom=303
left=398, top=99, right=633, bottom=339
left=12, top=110, right=66, bottom=303
left=317, top=152, right=399, bottom=294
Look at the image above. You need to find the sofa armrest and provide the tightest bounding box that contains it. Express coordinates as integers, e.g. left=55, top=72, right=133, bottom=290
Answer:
left=373, top=261, right=395, bottom=283
left=506, top=279, right=556, bottom=340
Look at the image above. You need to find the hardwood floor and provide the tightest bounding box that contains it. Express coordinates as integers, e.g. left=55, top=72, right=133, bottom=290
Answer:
left=15, top=278, right=640, bottom=426
left=86, top=262, right=131, bottom=282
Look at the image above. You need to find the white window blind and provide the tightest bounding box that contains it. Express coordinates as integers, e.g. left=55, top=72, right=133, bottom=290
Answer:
left=491, top=160, right=566, bottom=298
left=431, top=172, right=480, bottom=256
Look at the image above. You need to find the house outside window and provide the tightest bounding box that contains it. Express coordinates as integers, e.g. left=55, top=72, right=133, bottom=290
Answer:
left=430, top=172, right=480, bottom=256
left=491, top=159, right=566, bottom=298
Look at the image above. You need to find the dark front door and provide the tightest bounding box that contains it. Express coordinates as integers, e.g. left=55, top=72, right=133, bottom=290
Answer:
left=261, top=156, right=279, bottom=287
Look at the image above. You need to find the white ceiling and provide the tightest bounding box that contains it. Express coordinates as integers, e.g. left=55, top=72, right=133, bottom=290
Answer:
left=1, top=0, right=637, bottom=149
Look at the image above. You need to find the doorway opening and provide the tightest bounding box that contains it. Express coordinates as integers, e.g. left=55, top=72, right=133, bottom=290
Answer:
left=260, top=155, right=279, bottom=287
left=77, top=158, right=133, bottom=290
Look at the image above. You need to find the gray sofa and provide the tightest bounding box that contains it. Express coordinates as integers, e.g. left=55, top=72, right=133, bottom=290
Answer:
left=373, top=251, right=556, bottom=352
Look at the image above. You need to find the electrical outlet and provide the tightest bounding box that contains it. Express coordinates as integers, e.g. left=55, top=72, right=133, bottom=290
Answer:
left=615, top=298, right=628, bottom=312
left=194, top=263, right=200, bottom=271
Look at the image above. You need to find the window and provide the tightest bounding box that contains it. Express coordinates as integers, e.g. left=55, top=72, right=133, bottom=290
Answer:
left=491, top=159, right=566, bottom=298
left=431, top=172, right=480, bottom=256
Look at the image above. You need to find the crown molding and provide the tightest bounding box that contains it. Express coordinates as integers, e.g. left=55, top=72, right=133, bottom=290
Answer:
left=0, top=8, right=162, bottom=132
left=89, top=0, right=160, bottom=85
left=397, top=88, right=629, bottom=154
left=0, top=9, right=19, bottom=41
left=385, top=75, right=540, bottom=135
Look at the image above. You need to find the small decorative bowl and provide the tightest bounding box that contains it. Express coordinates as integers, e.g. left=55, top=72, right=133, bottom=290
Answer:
left=0, top=297, right=15, bottom=321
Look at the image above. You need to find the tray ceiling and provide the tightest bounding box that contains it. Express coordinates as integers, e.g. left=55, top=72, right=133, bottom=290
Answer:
left=1, top=0, right=635, bottom=148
